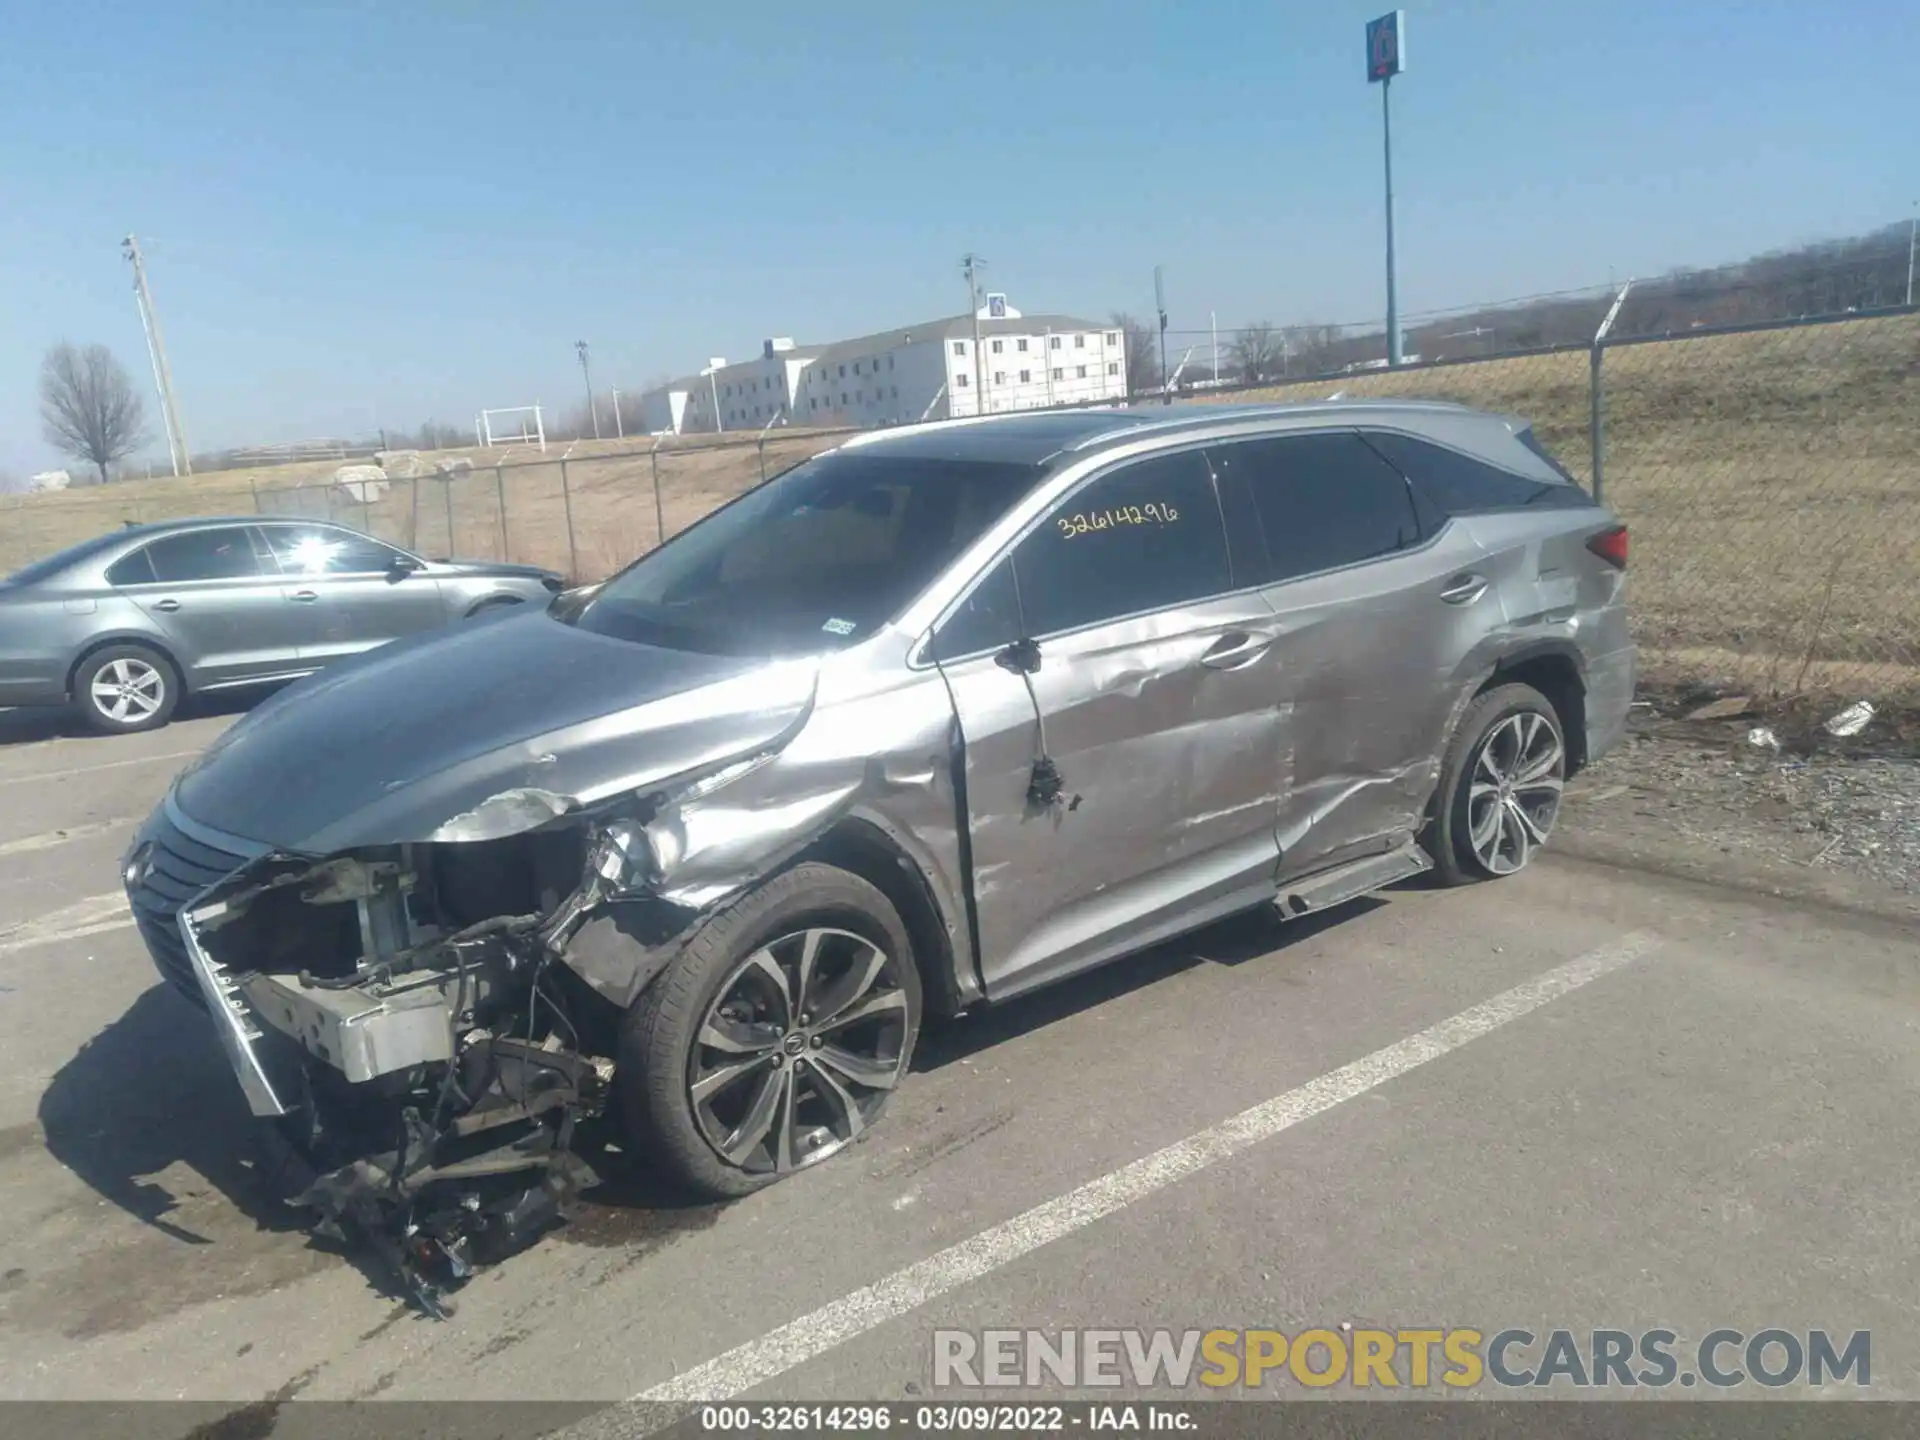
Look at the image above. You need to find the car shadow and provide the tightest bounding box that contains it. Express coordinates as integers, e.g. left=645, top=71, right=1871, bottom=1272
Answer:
left=0, top=685, right=283, bottom=748
left=36, top=983, right=312, bottom=1245
left=34, top=895, right=1391, bottom=1313
left=913, top=897, right=1385, bottom=1072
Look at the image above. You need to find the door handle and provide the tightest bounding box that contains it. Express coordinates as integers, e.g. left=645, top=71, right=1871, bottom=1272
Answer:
left=152, top=598, right=181, bottom=613
left=1200, top=630, right=1272, bottom=670
left=288, top=590, right=319, bottom=603
left=1439, top=573, right=1489, bottom=605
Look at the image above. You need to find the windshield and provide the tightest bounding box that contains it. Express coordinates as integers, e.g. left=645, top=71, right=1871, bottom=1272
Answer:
left=2, top=531, right=129, bottom=587
left=575, top=450, right=1041, bottom=655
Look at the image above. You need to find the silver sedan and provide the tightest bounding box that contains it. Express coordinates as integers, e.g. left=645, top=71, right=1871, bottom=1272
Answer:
left=0, top=517, right=564, bottom=732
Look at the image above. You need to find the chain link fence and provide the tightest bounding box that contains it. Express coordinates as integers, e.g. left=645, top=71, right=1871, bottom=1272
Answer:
left=1201, top=306, right=1920, bottom=700
left=246, top=428, right=855, bottom=584
left=4, top=308, right=1915, bottom=702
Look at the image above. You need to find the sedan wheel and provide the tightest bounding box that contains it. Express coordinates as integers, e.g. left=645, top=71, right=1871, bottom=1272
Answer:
left=689, top=927, right=912, bottom=1176
left=73, top=644, right=181, bottom=734
left=1464, top=710, right=1565, bottom=875
left=92, top=658, right=167, bottom=725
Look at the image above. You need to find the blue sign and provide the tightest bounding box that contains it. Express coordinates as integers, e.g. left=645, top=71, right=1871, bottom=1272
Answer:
left=987, top=294, right=1007, bottom=318
left=1367, top=10, right=1405, bottom=82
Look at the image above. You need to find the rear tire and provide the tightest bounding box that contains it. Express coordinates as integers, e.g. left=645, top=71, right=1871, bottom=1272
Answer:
left=617, top=862, right=922, bottom=1200
left=72, top=644, right=180, bottom=735
left=1422, top=682, right=1567, bottom=886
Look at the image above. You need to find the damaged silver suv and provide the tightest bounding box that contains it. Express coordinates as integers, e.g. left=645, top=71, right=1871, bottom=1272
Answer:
left=124, top=401, right=1633, bottom=1310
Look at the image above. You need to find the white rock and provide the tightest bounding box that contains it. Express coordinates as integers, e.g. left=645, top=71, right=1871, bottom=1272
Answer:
left=332, top=464, right=388, bottom=502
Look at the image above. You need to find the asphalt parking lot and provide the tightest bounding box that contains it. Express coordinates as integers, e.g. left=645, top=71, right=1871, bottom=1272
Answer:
left=1, top=698, right=1918, bottom=1418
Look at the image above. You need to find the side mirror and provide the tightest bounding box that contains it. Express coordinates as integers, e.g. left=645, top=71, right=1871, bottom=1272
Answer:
left=387, top=555, right=422, bottom=580
left=994, top=637, right=1043, bottom=675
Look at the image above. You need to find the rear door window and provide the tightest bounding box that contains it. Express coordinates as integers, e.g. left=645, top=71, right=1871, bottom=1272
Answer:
left=1362, top=430, right=1593, bottom=513
left=1009, top=450, right=1229, bottom=637
left=1207, top=432, right=1424, bottom=586
left=264, top=526, right=407, bottom=575
left=144, top=527, right=270, bottom=582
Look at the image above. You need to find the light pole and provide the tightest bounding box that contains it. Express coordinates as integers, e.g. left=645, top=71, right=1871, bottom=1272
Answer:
left=1367, top=12, right=1407, bottom=366
left=575, top=340, right=600, bottom=440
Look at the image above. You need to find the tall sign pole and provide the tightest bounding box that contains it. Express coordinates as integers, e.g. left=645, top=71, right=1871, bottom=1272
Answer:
left=1367, top=12, right=1407, bottom=367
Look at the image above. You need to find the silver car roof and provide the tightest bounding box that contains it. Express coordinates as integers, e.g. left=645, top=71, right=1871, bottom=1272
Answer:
left=835, top=398, right=1534, bottom=468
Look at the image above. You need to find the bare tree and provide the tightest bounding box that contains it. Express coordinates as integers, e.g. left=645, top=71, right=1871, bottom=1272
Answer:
left=1228, top=322, right=1284, bottom=385
left=1281, top=323, right=1341, bottom=376
left=39, top=344, right=147, bottom=484
left=1111, top=312, right=1159, bottom=395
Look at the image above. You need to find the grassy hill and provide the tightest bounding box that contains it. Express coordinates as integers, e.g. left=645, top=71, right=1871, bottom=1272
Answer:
left=6, top=313, right=1916, bottom=699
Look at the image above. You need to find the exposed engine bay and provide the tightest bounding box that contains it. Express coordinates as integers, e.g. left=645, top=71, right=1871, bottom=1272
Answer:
left=174, top=806, right=701, bottom=1318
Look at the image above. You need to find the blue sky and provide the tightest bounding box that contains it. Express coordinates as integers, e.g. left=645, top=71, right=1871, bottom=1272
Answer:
left=3, top=0, right=1914, bottom=475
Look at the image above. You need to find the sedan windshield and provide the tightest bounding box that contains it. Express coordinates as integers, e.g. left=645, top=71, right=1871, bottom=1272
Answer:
left=575, top=450, right=1041, bottom=655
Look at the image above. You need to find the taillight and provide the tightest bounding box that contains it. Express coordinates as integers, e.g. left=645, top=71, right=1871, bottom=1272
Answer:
left=1586, top=524, right=1628, bottom=570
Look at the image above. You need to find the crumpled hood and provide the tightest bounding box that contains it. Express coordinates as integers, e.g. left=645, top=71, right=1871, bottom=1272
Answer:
left=173, top=607, right=820, bottom=855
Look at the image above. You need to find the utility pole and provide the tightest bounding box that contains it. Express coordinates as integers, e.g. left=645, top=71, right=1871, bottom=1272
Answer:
left=122, top=235, right=191, bottom=475
left=1154, top=265, right=1170, bottom=399
left=1906, top=202, right=1916, bottom=308
left=1211, top=310, right=1219, bottom=386
left=1366, top=12, right=1407, bottom=366
left=611, top=385, right=624, bottom=439
left=575, top=340, right=600, bottom=439
left=961, top=253, right=986, bottom=415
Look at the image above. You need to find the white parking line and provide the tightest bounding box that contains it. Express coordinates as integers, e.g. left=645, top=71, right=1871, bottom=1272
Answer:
left=0, top=818, right=133, bottom=857
left=0, top=892, right=135, bottom=957
left=571, top=933, right=1659, bottom=1423
left=0, top=749, right=201, bottom=787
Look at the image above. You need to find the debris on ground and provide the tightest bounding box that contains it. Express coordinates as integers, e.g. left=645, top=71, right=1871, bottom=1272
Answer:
left=1685, top=695, right=1753, bottom=721
left=1824, top=701, right=1876, bottom=738
left=1569, top=693, right=1920, bottom=899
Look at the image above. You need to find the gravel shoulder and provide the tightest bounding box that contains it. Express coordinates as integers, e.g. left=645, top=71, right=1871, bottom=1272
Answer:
left=1556, top=693, right=1920, bottom=926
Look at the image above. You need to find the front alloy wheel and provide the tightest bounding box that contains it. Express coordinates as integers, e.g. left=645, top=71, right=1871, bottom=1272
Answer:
left=618, top=861, right=922, bottom=1199
left=690, top=927, right=911, bottom=1176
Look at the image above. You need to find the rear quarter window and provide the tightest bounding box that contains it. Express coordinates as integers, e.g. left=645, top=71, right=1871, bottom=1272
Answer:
left=106, top=549, right=158, bottom=586
left=1362, top=431, right=1596, bottom=514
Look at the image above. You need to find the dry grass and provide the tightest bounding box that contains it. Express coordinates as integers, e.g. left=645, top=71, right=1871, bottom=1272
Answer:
left=6, top=315, right=1916, bottom=700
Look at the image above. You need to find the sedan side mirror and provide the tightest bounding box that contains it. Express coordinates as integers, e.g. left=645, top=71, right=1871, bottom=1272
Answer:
left=387, top=555, right=422, bottom=581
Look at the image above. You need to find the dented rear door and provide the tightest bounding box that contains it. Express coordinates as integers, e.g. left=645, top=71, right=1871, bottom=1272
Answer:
left=1208, top=431, right=1491, bottom=879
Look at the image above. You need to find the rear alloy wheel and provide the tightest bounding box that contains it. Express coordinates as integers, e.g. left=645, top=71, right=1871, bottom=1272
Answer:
left=73, top=644, right=180, bottom=734
left=1424, top=683, right=1566, bottom=884
left=618, top=862, right=921, bottom=1199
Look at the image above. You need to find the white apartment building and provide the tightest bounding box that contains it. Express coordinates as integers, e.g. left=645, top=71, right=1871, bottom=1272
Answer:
left=638, top=297, right=1127, bottom=436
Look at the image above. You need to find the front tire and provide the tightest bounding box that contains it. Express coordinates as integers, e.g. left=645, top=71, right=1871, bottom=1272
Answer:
left=1422, top=682, right=1567, bottom=885
left=617, top=862, right=922, bottom=1199
left=72, top=644, right=180, bottom=735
